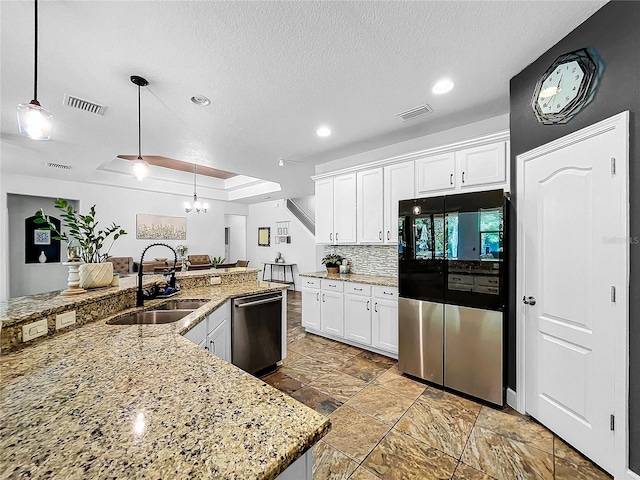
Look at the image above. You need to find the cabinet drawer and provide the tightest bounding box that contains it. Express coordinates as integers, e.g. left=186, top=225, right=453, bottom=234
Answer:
left=302, top=277, right=321, bottom=289
left=345, top=283, right=371, bottom=296
left=322, top=279, right=344, bottom=292
left=448, top=274, right=474, bottom=285
left=474, top=275, right=500, bottom=287
left=373, top=285, right=398, bottom=299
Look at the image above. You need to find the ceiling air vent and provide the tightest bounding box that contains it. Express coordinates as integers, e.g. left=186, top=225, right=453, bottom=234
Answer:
left=45, top=162, right=72, bottom=170
left=397, top=104, right=432, bottom=121
left=63, top=94, right=107, bottom=115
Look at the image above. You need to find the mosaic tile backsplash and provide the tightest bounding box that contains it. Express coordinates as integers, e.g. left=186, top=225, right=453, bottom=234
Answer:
left=324, top=245, right=397, bottom=277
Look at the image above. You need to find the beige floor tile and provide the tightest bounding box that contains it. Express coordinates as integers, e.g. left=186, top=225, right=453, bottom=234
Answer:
left=452, top=462, right=496, bottom=480
left=337, top=356, right=391, bottom=382
left=327, top=342, right=364, bottom=356
left=291, top=386, right=342, bottom=416
left=280, top=356, right=336, bottom=383
left=279, top=350, right=304, bottom=366
left=348, top=467, right=380, bottom=479
left=306, top=348, right=354, bottom=369
left=395, top=388, right=481, bottom=458
left=261, top=371, right=303, bottom=395
left=373, top=369, right=426, bottom=400
left=362, top=429, right=457, bottom=480
left=323, top=406, right=391, bottom=462
left=288, top=336, right=326, bottom=355
left=460, top=425, right=553, bottom=480
left=474, top=406, right=553, bottom=454
left=357, top=351, right=396, bottom=369
left=313, top=440, right=359, bottom=480
left=309, top=370, right=368, bottom=403
left=346, top=385, right=414, bottom=426
left=554, top=456, right=612, bottom=480
left=554, top=437, right=607, bottom=471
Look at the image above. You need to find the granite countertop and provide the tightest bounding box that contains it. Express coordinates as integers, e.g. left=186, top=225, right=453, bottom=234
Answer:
left=300, top=272, right=397, bottom=287
left=0, top=282, right=330, bottom=479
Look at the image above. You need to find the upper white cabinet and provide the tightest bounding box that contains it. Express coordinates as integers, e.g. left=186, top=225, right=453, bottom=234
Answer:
left=357, top=168, right=384, bottom=244
left=383, top=162, right=415, bottom=244
left=315, top=174, right=357, bottom=244
left=416, top=141, right=507, bottom=197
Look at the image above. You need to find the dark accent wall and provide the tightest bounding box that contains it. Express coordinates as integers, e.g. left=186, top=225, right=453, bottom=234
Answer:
left=509, top=1, right=640, bottom=473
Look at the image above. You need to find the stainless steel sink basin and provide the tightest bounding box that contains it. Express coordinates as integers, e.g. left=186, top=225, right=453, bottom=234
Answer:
left=107, top=310, right=192, bottom=325
left=155, top=299, right=209, bottom=310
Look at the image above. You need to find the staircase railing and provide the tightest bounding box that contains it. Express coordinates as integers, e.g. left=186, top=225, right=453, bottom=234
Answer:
left=286, top=199, right=315, bottom=235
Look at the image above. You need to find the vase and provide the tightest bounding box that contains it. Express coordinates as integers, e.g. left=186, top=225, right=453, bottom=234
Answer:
left=326, top=266, right=339, bottom=274
left=38, top=251, right=47, bottom=263
left=79, top=262, right=114, bottom=289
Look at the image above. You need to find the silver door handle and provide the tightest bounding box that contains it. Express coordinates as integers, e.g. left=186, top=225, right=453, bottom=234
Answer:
left=366, top=300, right=370, bottom=311
left=316, top=292, right=319, bottom=301
left=235, top=297, right=281, bottom=308
left=379, top=231, right=382, bottom=240
left=374, top=302, right=378, bottom=312
left=354, top=287, right=362, bottom=291
left=336, top=233, right=339, bottom=242
left=462, top=171, right=465, bottom=183
left=322, top=294, right=325, bottom=302
left=387, top=231, right=390, bottom=240
left=210, top=340, right=215, bottom=353
left=329, top=233, right=333, bottom=242
left=523, top=296, right=536, bottom=306
left=450, top=173, right=453, bottom=185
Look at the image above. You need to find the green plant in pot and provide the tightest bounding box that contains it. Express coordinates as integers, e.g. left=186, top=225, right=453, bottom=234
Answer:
left=35, top=198, right=127, bottom=289
left=321, top=253, right=344, bottom=274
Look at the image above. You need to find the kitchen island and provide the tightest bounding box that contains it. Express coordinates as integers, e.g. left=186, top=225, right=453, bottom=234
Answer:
left=0, top=271, right=330, bottom=479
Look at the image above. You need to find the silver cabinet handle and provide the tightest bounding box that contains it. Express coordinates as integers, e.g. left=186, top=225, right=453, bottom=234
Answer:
left=386, top=231, right=390, bottom=240
left=450, top=173, right=453, bottom=185
left=383, top=291, right=394, bottom=296
left=366, top=300, right=370, bottom=311
left=374, top=302, right=378, bottom=312
left=322, top=294, right=325, bottom=302
left=336, top=232, right=339, bottom=242
left=210, top=340, right=215, bottom=354
left=235, top=297, right=281, bottom=308
left=379, top=231, right=382, bottom=240
left=316, top=292, right=319, bottom=301
left=329, top=233, right=333, bottom=242
left=462, top=171, right=465, bottom=183
left=329, top=284, right=336, bottom=287
left=523, top=296, right=536, bottom=306
left=354, top=287, right=362, bottom=291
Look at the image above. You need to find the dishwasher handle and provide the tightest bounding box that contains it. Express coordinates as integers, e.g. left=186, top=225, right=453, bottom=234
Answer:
left=235, top=296, right=282, bottom=308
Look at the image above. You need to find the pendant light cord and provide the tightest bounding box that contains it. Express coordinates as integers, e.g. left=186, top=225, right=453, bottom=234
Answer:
left=33, top=0, right=38, bottom=101
left=194, top=164, right=197, bottom=196
left=137, top=84, right=142, bottom=158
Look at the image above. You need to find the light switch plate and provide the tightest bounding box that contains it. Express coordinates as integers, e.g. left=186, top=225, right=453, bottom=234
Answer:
left=22, top=319, right=48, bottom=342
left=56, top=311, right=76, bottom=330
left=210, top=276, right=221, bottom=285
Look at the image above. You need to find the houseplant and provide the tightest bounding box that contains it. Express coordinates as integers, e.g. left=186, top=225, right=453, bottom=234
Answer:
left=321, top=253, right=344, bottom=274
left=35, top=198, right=127, bottom=289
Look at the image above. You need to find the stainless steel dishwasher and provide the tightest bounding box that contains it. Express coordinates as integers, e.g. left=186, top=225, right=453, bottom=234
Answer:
left=231, top=291, right=283, bottom=375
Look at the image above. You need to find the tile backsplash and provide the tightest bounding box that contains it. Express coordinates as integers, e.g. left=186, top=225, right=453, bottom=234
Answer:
left=324, top=245, right=397, bottom=277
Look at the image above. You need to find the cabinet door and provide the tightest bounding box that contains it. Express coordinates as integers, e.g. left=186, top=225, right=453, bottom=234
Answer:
left=383, top=162, right=414, bottom=244
left=345, top=294, right=372, bottom=345
left=183, top=316, right=208, bottom=346
left=315, top=178, right=334, bottom=244
left=373, top=298, right=398, bottom=354
left=321, top=291, right=344, bottom=337
left=333, top=173, right=357, bottom=244
left=415, top=152, right=456, bottom=196
left=207, top=320, right=230, bottom=362
left=357, top=168, right=384, bottom=244
left=456, top=142, right=506, bottom=189
left=302, top=288, right=321, bottom=330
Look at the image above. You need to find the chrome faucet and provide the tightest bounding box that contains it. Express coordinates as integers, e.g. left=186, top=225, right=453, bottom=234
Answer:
left=137, top=243, right=178, bottom=307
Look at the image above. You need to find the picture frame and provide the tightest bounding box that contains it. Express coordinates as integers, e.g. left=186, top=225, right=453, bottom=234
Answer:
left=258, top=227, right=271, bottom=247
left=136, top=214, right=187, bottom=240
left=34, top=229, right=51, bottom=245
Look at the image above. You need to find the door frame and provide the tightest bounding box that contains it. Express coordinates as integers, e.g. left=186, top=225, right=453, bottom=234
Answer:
left=515, top=111, right=630, bottom=478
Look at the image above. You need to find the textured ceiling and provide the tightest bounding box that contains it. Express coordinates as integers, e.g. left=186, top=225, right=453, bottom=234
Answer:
left=0, top=1, right=607, bottom=202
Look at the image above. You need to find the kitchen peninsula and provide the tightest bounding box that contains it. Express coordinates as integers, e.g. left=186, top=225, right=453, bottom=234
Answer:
left=0, top=268, right=329, bottom=479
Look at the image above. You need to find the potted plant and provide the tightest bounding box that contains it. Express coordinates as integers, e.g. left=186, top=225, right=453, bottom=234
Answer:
left=35, top=198, right=127, bottom=289
left=321, top=253, right=344, bottom=274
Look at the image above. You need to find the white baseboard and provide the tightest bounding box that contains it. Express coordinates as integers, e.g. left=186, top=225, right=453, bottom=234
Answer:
left=506, top=388, right=517, bottom=410
left=627, top=468, right=640, bottom=480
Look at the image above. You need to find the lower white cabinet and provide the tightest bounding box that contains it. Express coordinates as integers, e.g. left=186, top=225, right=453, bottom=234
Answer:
left=373, top=302, right=398, bottom=354
left=344, top=283, right=372, bottom=345
left=183, top=301, right=230, bottom=362
left=321, top=290, right=344, bottom=336
left=301, top=278, right=321, bottom=330
left=207, top=320, right=230, bottom=362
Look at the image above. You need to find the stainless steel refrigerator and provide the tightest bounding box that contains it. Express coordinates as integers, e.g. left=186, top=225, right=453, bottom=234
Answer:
left=397, top=189, right=506, bottom=405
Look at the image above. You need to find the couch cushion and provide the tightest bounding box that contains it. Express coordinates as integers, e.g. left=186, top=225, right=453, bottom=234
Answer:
left=107, top=257, right=133, bottom=275
left=187, top=255, right=212, bottom=265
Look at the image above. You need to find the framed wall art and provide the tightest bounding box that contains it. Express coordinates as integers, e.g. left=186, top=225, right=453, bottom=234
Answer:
left=25, top=215, right=60, bottom=263
left=136, top=214, right=187, bottom=240
left=258, top=227, right=270, bottom=247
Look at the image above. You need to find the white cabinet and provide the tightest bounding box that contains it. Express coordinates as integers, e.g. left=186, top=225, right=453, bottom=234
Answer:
left=301, top=278, right=321, bottom=331
left=320, top=279, right=344, bottom=336
left=383, top=161, right=414, bottom=244
left=183, top=315, right=208, bottom=345
left=207, top=321, right=230, bottom=362
left=415, top=152, right=456, bottom=195
left=357, top=168, right=384, bottom=244
left=314, top=173, right=356, bottom=244
left=415, top=141, right=507, bottom=197
left=183, top=301, right=230, bottom=362
left=344, top=283, right=372, bottom=345
left=372, top=286, right=399, bottom=354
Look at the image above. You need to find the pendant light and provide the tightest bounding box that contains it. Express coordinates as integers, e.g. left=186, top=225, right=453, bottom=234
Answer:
left=184, top=164, right=209, bottom=213
left=17, top=0, right=53, bottom=141
left=130, top=75, right=150, bottom=181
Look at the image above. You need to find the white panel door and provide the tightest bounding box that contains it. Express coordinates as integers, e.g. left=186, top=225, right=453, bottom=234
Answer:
left=207, top=320, right=229, bottom=362
left=301, top=288, right=321, bottom=330
left=315, top=178, right=334, bottom=244
left=383, top=162, right=414, bottom=244
left=321, top=291, right=344, bottom=337
left=522, top=121, right=626, bottom=474
left=373, top=298, right=398, bottom=354
left=457, top=142, right=506, bottom=189
left=415, top=152, right=456, bottom=196
left=333, top=173, right=357, bottom=244
left=344, top=294, right=372, bottom=345
left=357, top=168, right=384, bottom=244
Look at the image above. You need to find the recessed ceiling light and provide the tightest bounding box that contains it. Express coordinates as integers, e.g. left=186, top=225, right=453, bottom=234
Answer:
left=316, top=126, right=331, bottom=137
left=191, top=95, right=211, bottom=106
left=432, top=79, right=454, bottom=95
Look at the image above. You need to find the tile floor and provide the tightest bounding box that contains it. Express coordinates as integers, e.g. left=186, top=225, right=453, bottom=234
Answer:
left=261, top=291, right=612, bottom=480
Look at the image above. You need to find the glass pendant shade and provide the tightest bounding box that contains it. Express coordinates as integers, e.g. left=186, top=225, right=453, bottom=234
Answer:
left=132, top=156, right=149, bottom=181
left=17, top=101, right=53, bottom=140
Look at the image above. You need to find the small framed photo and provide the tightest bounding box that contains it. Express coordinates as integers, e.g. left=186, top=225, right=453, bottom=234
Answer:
left=275, top=236, right=280, bottom=244
left=34, top=229, right=51, bottom=245
left=258, top=227, right=271, bottom=247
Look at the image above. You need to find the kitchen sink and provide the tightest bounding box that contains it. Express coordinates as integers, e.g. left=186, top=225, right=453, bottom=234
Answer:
left=107, top=310, right=192, bottom=325
left=155, top=299, right=209, bottom=310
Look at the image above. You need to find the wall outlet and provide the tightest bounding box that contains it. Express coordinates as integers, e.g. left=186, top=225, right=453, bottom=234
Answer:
left=56, top=311, right=76, bottom=330
left=210, top=276, right=221, bottom=285
left=22, top=319, right=48, bottom=342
